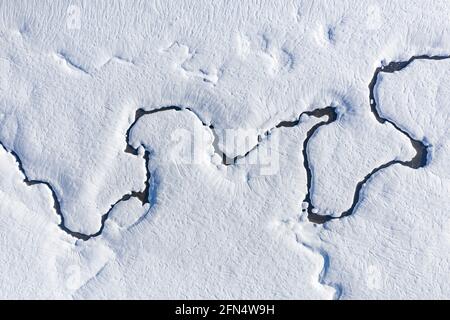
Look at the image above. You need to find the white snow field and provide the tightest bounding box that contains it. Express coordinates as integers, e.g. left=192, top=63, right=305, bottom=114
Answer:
left=0, top=0, right=449, bottom=299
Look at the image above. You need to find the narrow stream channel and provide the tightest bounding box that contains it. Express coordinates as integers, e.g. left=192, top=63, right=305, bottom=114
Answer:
left=1, top=54, right=448, bottom=239
left=303, top=54, right=450, bottom=224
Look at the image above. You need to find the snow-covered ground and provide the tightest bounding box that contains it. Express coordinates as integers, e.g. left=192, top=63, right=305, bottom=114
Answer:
left=0, top=0, right=449, bottom=299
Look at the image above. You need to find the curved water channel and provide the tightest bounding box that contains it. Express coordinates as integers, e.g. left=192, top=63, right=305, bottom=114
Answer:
left=306, top=54, right=450, bottom=223
left=1, top=54, right=448, bottom=239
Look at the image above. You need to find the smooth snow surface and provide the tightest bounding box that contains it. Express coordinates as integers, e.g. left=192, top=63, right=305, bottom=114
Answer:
left=0, top=0, right=449, bottom=299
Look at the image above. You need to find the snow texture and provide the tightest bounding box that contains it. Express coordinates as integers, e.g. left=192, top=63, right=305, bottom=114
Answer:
left=0, top=0, right=449, bottom=299
left=319, top=59, right=450, bottom=299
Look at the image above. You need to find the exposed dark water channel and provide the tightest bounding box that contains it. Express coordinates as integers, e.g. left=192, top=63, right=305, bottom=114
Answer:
left=1, top=54, right=448, bottom=239
left=305, top=54, right=450, bottom=224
